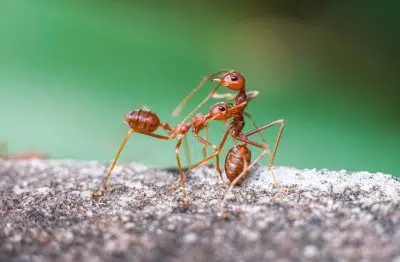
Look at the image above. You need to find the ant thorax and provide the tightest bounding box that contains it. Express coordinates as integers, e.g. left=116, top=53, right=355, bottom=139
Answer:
left=175, top=122, right=191, bottom=135
left=191, top=114, right=208, bottom=129
left=234, top=90, right=248, bottom=106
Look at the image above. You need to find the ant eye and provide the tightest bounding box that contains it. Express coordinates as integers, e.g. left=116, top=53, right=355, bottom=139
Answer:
left=230, top=75, right=238, bottom=81
left=218, top=106, right=226, bottom=111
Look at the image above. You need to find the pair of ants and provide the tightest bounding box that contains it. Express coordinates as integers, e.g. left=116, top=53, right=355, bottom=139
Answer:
left=92, top=70, right=286, bottom=214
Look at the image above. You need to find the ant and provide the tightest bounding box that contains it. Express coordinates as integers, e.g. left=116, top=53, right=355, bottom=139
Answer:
left=91, top=102, right=238, bottom=208
left=170, top=106, right=285, bottom=213
left=172, top=70, right=285, bottom=189
left=0, top=142, right=47, bottom=160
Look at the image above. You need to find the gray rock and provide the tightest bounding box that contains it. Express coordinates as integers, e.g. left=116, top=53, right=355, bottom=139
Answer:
left=0, top=160, right=399, bottom=262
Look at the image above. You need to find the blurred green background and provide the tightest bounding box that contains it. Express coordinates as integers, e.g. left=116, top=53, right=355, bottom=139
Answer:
left=0, top=1, right=398, bottom=175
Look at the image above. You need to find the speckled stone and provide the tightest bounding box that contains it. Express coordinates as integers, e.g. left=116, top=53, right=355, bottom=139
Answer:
left=0, top=160, right=399, bottom=262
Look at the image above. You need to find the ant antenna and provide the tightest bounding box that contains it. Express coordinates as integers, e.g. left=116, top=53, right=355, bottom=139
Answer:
left=172, top=70, right=230, bottom=118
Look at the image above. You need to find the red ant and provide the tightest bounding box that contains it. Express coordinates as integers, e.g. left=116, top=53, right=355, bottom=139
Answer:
left=172, top=70, right=285, bottom=189
left=91, top=102, right=238, bottom=208
left=0, top=143, right=47, bottom=160
left=170, top=108, right=285, bottom=214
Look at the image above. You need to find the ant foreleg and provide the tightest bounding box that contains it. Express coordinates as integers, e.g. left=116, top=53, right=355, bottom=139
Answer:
left=212, top=90, right=258, bottom=101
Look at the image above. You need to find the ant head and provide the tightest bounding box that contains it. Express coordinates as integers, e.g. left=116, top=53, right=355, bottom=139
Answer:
left=209, top=102, right=232, bottom=120
left=212, top=71, right=245, bottom=91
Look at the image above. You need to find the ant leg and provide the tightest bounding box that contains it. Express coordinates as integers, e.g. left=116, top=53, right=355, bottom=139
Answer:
left=244, top=119, right=286, bottom=189
left=243, top=111, right=268, bottom=146
left=181, top=84, right=221, bottom=123
left=243, top=111, right=275, bottom=178
left=231, top=135, right=280, bottom=186
left=220, top=149, right=269, bottom=216
left=245, top=90, right=259, bottom=100
left=172, top=70, right=230, bottom=118
left=194, top=133, right=224, bottom=182
left=92, top=129, right=134, bottom=197
left=244, top=119, right=285, bottom=166
left=171, top=126, right=233, bottom=190
left=171, top=131, right=226, bottom=190
left=92, top=129, right=173, bottom=197
left=0, top=142, right=6, bottom=158
left=212, top=92, right=235, bottom=100
left=162, top=118, right=191, bottom=168
left=201, top=125, right=209, bottom=159
left=212, top=90, right=258, bottom=101
left=183, top=135, right=192, bottom=167
left=175, top=137, right=190, bottom=209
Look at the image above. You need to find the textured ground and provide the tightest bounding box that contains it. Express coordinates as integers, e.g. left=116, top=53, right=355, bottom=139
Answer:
left=0, top=160, right=399, bottom=262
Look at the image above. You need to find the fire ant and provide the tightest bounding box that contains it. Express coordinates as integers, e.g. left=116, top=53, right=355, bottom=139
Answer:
left=171, top=108, right=285, bottom=214
left=91, top=102, right=238, bottom=208
left=172, top=70, right=285, bottom=188
left=0, top=142, right=47, bottom=160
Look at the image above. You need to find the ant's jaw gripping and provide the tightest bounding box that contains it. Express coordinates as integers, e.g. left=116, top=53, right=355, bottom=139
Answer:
left=212, top=77, right=221, bottom=83
left=212, top=77, right=230, bottom=88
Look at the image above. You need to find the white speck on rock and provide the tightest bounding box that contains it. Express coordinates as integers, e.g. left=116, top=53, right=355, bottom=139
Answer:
left=303, top=245, right=319, bottom=258
left=80, top=191, right=92, bottom=198
left=240, top=228, right=260, bottom=242
left=13, top=186, right=27, bottom=195
left=124, top=223, right=136, bottom=230
left=225, top=193, right=235, bottom=200
left=36, top=187, right=50, bottom=194
left=392, top=256, right=400, bottom=262
left=183, top=233, right=198, bottom=244
left=63, top=231, right=74, bottom=244
left=144, top=189, right=155, bottom=198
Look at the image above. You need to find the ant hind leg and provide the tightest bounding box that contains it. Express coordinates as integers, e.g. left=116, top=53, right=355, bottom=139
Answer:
left=244, top=119, right=290, bottom=193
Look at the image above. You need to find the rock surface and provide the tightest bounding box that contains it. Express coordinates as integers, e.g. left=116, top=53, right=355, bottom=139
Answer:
left=0, top=160, right=399, bottom=262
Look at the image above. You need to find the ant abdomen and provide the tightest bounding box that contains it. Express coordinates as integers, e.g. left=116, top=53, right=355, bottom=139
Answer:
left=225, top=144, right=252, bottom=185
left=125, top=109, right=160, bottom=132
